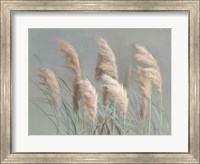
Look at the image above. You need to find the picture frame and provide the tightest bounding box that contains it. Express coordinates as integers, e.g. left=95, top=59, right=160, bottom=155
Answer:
left=0, top=0, right=199, bottom=163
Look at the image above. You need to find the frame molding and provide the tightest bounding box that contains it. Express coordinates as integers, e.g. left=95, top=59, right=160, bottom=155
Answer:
left=1, top=0, right=199, bottom=163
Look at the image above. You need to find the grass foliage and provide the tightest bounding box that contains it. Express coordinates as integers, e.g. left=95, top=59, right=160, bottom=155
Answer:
left=30, top=38, right=170, bottom=135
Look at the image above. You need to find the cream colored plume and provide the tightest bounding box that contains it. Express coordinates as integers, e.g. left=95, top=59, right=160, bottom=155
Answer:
left=101, top=74, right=128, bottom=114
left=136, top=66, right=152, bottom=121
left=136, top=66, right=152, bottom=99
left=58, top=39, right=81, bottom=77
left=135, top=44, right=157, bottom=68
left=72, top=76, right=81, bottom=113
left=142, top=67, right=162, bottom=93
left=38, top=67, right=61, bottom=111
left=102, top=87, right=109, bottom=106
left=78, top=79, right=98, bottom=122
left=140, top=96, right=148, bottom=121
left=135, top=44, right=162, bottom=93
left=123, top=65, right=132, bottom=90
left=95, top=37, right=118, bottom=80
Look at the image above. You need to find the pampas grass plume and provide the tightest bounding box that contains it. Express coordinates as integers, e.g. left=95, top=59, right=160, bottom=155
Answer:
left=136, top=66, right=152, bottom=121
left=95, top=36, right=118, bottom=80
left=78, top=79, right=98, bottom=122
left=101, top=74, right=128, bottom=114
left=72, top=76, right=81, bottom=113
left=123, top=65, right=132, bottom=90
left=135, top=44, right=157, bottom=68
left=58, top=39, right=81, bottom=77
left=135, top=44, right=162, bottom=93
left=136, top=66, right=152, bottom=99
left=38, top=67, right=61, bottom=111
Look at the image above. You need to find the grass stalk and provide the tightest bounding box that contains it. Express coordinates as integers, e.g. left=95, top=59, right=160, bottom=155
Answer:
left=53, top=110, right=60, bottom=135
left=160, top=93, right=163, bottom=135
left=140, top=119, right=144, bottom=135
left=148, top=97, right=152, bottom=135
left=31, top=100, right=61, bottom=134
left=112, top=101, right=116, bottom=134
left=123, top=113, right=126, bottom=135
left=81, top=109, right=86, bottom=131
left=60, top=108, right=69, bottom=133
left=91, top=121, right=94, bottom=135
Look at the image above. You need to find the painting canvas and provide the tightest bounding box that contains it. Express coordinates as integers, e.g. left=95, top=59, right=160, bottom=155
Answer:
left=28, top=28, right=171, bottom=135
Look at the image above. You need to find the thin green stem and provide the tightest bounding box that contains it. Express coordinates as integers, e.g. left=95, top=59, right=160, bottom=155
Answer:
left=148, top=97, right=152, bottom=135
left=81, top=109, right=86, bottom=131
left=100, top=112, right=112, bottom=135
left=160, top=93, right=163, bottom=135
left=33, top=54, right=43, bottom=66
left=30, top=100, right=61, bottom=134
left=91, top=121, right=94, bottom=135
left=123, top=113, right=126, bottom=135
left=141, top=119, right=144, bottom=135
left=112, top=104, right=116, bottom=135
left=52, top=108, right=59, bottom=134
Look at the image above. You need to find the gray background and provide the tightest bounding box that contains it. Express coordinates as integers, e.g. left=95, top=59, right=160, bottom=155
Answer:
left=29, top=28, right=171, bottom=135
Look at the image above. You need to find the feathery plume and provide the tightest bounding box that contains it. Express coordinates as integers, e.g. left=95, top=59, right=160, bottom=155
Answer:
left=95, top=37, right=118, bottom=80
left=140, top=96, right=148, bottom=121
left=102, top=87, right=109, bottom=106
left=58, top=39, right=81, bottom=77
left=135, top=44, right=157, bottom=68
left=95, top=52, right=103, bottom=81
left=135, top=44, right=162, bottom=133
left=135, top=44, right=163, bottom=134
left=123, top=65, right=132, bottom=90
left=78, top=79, right=98, bottom=122
left=142, top=67, right=162, bottom=93
left=58, top=39, right=82, bottom=112
left=136, top=66, right=152, bottom=99
left=72, top=76, right=81, bottom=113
left=136, top=66, right=152, bottom=121
left=135, top=44, right=162, bottom=93
left=101, top=74, right=128, bottom=114
left=38, top=67, right=61, bottom=111
left=95, top=37, right=118, bottom=107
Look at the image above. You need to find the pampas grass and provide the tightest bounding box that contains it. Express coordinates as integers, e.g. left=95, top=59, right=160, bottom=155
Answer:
left=135, top=44, right=162, bottom=93
left=124, top=65, right=132, bottom=90
left=96, top=37, right=118, bottom=107
left=135, top=44, right=162, bottom=135
left=101, top=74, right=129, bottom=134
left=32, top=37, right=169, bottom=136
left=38, top=67, right=61, bottom=134
left=137, top=66, right=152, bottom=99
left=78, top=79, right=98, bottom=122
left=58, top=39, right=82, bottom=113
left=135, top=44, right=157, bottom=68
left=136, top=66, right=152, bottom=134
left=101, top=74, right=128, bottom=114
left=136, top=66, right=152, bottom=118
left=72, top=76, right=81, bottom=113
left=95, top=37, right=118, bottom=80
left=142, top=67, right=162, bottom=93
left=38, top=67, right=61, bottom=112
left=58, top=39, right=81, bottom=77
left=102, top=87, right=109, bottom=106
left=140, top=96, right=148, bottom=121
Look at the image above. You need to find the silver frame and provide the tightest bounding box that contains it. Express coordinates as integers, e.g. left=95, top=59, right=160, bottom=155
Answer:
left=0, top=0, right=199, bottom=163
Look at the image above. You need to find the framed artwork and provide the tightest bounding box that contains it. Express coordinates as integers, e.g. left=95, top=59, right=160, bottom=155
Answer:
left=0, top=0, right=199, bottom=163
left=28, top=28, right=171, bottom=136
